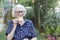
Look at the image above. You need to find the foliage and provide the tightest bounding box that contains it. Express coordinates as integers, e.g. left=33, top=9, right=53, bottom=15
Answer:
left=25, top=7, right=35, bottom=19
left=47, top=0, right=58, bottom=8
left=42, top=10, right=60, bottom=35
left=40, top=0, right=58, bottom=8
left=18, top=0, right=32, bottom=6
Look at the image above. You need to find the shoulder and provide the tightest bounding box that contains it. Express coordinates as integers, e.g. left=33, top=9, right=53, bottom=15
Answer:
left=8, top=20, right=13, bottom=24
left=25, top=19, right=33, bottom=24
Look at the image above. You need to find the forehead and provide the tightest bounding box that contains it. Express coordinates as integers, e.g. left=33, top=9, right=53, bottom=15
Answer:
left=15, top=7, right=23, bottom=11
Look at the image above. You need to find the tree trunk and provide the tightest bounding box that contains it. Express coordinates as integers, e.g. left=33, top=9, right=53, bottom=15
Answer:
left=40, top=0, right=47, bottom=33
left=33, top=0, right=45, bottom=33
left=4, top=9, right=9, bottom=24
left=53, top=7, right=55, bottom=14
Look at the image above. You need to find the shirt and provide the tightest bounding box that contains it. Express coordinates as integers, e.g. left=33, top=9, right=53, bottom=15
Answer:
left=5, top=19, right=37, bottom=40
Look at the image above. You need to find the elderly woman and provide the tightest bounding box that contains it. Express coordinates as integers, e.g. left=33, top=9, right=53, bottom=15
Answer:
left=5, top=4, right=37, bottom=40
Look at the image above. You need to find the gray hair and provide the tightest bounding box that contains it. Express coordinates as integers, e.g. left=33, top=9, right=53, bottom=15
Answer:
left=12, top=4, right=26, bottom=17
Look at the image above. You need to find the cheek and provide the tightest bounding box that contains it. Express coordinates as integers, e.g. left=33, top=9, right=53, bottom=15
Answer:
left=15, top=13, right=19, bottom=17
left=16, top=13, right=19, bottom=15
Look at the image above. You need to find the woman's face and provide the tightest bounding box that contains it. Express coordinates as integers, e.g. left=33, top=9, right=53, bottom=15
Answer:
left=14, top=7, right=24, bottom=18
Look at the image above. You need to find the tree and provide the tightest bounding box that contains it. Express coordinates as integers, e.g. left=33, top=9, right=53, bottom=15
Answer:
left=3, top=0, right=11, bottom=24
left=33, top=0, right=58, bottom=33
left=18, top=0, right=32, bottom=6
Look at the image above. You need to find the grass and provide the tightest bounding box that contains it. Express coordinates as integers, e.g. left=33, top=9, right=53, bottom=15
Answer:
left=0, top=26, right=7, bottom=40
left=0, top=18, right=4, bottom=23
left=36, top=29, right=47, bottom=40
left=57, top=37, right=60, bottom=40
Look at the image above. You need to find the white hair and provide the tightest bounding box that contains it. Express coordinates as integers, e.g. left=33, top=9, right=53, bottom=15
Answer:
left=12, top=4, right=26, bottom=17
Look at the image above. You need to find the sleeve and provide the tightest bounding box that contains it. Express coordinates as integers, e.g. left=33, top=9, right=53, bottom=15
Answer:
left=5, top=21, right=13, bottom=36
left=29, top=20, right=37, bottom=38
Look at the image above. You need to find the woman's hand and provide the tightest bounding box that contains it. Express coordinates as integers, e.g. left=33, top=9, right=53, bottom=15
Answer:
left=13, top=18, right=18, bottom=29
left=13, top=18, right=18, bottom=25
left=31, top=37, right=37, bottom=40
left=7, top=18, right=18, bottom=40
left=24, top=38, right=29, bottom=40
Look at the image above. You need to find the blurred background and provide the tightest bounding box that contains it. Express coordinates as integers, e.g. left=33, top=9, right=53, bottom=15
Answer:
left=0, top=0, right=60, bottom=40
